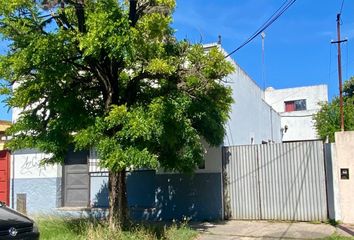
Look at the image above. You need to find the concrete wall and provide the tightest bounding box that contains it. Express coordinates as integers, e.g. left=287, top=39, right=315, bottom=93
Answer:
left=279, top=111, right=318, bottom=141
left=199, top=144, right=221, bottom=173
left=264, top=85, right=328, bottom=141
left=10, top=146, right=223, bottom=221
left=223, top=60, right=282, bottom=146
left=11, top=178, right=61, bottom=214
left=10, top=150, right=62, bottom=215
left=90, top=171, right=223, bottom=221
left=88, top=140, right=223, bottom=221
left=9, top=138, right=223, bottom=220
left=334, top=131, right=354, bottom=224
left=324, top=143, right=341, bottom=221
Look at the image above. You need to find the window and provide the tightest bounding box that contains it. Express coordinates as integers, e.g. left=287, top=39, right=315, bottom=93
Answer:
left=284, top=99, right=306, bottom=112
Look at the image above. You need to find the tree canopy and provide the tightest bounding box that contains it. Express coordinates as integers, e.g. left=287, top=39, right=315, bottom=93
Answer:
left=314, top=78, right=354, bottom=142
left=0, top=0, right=234, bottom=227
left=0, top=0, right=234, bottom=171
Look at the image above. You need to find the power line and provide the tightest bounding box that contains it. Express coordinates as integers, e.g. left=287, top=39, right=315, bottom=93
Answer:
left=225, top=0, right=297, bottom=58
left=328, top=43, right=333, bottom=86
left=227, top=123, right=234, bottom=145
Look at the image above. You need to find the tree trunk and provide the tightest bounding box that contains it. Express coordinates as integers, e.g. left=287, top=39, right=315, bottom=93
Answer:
left=108, top=170, right=129, bottom=230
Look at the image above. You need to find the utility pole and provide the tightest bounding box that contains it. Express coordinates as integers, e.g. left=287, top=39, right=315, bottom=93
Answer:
left=331, top=13, right=347, bottom=131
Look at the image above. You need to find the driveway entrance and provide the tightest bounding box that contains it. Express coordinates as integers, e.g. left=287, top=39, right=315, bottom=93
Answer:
left=222, top=141, right=327, bottom=221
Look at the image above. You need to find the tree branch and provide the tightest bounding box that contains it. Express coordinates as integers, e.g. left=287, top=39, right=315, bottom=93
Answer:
left=58, top=1, right=75, bottom=30
left=129, top=0, right=138, bottom=27
left=74, top=0, right=86, bottom=33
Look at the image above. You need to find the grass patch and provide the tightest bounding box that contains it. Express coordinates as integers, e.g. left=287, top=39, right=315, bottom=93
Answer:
left=323, top=234, right=354, bottom=240
left=36, top=217, right=198, bottom=240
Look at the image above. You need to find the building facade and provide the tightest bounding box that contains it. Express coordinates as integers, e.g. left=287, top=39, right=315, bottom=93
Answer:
left=0, top=120, right=11, bottom=150
left=264, top=85, right=328, bottom=142
left=221, top=58, right=282, bottom=145
left=7, top=44, right=327, bottom=220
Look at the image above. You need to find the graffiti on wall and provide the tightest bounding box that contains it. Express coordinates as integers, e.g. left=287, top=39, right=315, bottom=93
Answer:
left=14, top=152, right=59, bottom=179
left=20, top=156, right=48, bottom=176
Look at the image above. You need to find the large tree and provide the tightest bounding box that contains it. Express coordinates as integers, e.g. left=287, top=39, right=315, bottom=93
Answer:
left=314, top=78, right=354, bottom=142
left=0, top=0, right=234, bottom=228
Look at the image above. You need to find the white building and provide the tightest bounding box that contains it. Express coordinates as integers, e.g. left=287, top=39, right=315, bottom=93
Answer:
left=264, top=85, right=328, bottom=142
left=221, top=54, right=282, bottom=146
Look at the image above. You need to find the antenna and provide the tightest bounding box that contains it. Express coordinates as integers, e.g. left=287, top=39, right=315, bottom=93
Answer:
left=261, top=32, right=266, bottom=89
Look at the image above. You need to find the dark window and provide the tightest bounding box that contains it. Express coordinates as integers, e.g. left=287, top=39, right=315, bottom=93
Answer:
left=198, top=159, right=205, bottom=169
left=284, top=99, right=306, bottom=112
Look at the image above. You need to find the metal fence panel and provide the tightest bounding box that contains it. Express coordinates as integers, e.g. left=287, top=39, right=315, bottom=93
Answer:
left=89, top=148, right=108, bottom=173
left=223, top=145, right=261, bottom=220
left=223, top=141, right=327, bottom=221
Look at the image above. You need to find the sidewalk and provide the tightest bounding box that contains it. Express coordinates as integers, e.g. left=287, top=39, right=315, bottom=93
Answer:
left=192, top=221, right=354, bottom=240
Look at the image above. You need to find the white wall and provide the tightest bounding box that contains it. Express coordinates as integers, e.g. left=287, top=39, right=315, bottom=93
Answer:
left=198, top=143, right=222, bottom=173
left=264, top=85, right=328, bottom=141
left=334, top=131, right=354, bottom=224
left=223, top=59, right=282, bottom=146
left=11, top=149, right=61, bottom=179
left=280, top=111, right=318, bottom=141
left=10, top=149, right=62, bottom=212
left=264, top=85, right=327, bottom=113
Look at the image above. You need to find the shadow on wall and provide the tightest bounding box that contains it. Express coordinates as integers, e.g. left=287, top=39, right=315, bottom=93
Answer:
left=91, top=171, right=222, bottom=222
left=93, top=181, right=109, bottom=208
left=132, top=172, right=222, bottom=221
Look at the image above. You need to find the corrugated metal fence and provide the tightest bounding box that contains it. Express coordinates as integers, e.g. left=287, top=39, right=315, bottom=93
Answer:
left=223, top=141, right=327, bottom=221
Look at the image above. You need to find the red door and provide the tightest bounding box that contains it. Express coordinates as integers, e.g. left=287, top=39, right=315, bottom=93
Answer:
left=0, top=150, right=10, bottom=205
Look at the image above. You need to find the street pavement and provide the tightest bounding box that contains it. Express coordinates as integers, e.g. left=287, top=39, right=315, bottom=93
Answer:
left=191, top=220, right=354, bottom=239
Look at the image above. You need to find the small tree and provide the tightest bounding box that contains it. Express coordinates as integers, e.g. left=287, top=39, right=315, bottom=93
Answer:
left=314, top=78, right=354, bottom=142
left=344, top=76, right=354, bottom=98
left=0, top=0, right=234, bottom=228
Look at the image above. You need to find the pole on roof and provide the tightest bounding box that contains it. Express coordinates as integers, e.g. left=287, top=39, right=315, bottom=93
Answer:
left=261, top=32, right=266, bottom=90
left=218, top=35, right=222, bottom=45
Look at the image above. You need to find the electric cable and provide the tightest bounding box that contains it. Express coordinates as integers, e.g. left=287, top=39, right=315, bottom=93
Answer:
left=225, top=0, right=296, bottom=58
left=227, top=123, right=235, bottom=146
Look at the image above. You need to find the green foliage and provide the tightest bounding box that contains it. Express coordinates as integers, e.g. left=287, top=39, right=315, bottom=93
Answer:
left=0, top=0, right=234, bottom=173
left=323, top=234, right=354, bottom=240
left=344, top=76, right=354, bottom=98
left=36, top=217, right=198, bottom=240
left=314, top=78, right=354, bottom=142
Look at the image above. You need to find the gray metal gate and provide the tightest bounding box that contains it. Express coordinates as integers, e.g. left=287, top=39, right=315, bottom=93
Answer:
left=223, top=141, right=327, bottom=221
left=63, top=150, right=89, bottom=207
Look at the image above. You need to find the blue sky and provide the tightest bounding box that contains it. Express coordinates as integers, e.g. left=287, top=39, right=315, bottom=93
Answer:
left=0, top=0, right=353, bottom=121
left=173, top=0, right=354, bottom=95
